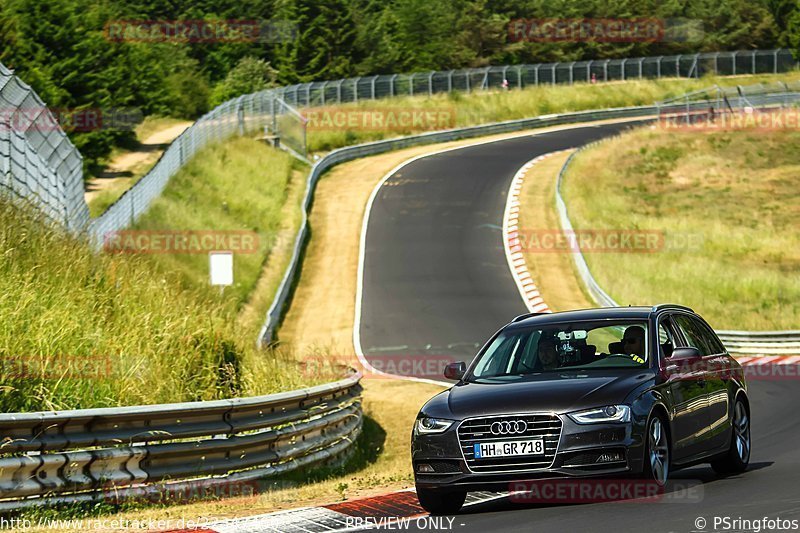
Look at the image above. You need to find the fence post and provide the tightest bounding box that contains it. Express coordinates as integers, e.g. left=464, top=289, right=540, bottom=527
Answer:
left=732, top=51, right=737, bottom=75
left=390, top=74, right=397, bottom=97
left=621, top=59, right=627, bottom=81
left=534, top=64, right=539, bottom=86
left=353, top=78, right=359, bottom=103
left=428, top=72, right=434, bottom=95
left=371, top=75, right=377, bottom=100
left=774, top=50, right=778, bottom=74
left=714, top=52, right=719, bottom=74
left=447, top=70, right=453, bottom=92
left=516, top=66, right=523, bottom=88
left=568, top=62, right=575, bottom=84
left=587, top=60, right=593, bottom=82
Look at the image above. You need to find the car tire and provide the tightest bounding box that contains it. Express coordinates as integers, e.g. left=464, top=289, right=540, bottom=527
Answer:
left=415, top=487, right=466, bottom=515
left=642, top=412, right=670, bottom=486
left=711, top=398, right=750, bottom=474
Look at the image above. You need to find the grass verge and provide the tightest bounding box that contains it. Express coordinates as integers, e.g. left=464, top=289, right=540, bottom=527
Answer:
left=562, top=126, right=800, bottom=330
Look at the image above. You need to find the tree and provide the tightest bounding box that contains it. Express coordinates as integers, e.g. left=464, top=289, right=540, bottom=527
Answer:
left=210, top=57, right=278, bottom=106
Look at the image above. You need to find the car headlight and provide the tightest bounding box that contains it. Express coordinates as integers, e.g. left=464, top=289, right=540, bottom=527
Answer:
left=415, top=417, right=454, bottom=435
left=568, top=405, right=631, bottom=424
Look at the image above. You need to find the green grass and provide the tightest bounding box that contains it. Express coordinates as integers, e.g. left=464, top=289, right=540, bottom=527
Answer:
left=130, top=137, right=305, bottom=311
left=562, top=125, right=800, bottom=330
left=305, top=72, right=800, bottom=152
left=0, top=138, right=317, bottom=412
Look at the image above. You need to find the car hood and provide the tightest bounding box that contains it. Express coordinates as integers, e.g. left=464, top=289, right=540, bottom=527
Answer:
left=427, top=370, right=654, bottom=419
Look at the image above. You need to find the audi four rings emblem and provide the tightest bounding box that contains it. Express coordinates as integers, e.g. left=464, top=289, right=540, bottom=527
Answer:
left=490, top=420, right=528, bottom=435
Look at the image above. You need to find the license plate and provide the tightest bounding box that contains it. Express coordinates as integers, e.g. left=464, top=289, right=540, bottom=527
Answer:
left=473, top=438, right=545, bottom=459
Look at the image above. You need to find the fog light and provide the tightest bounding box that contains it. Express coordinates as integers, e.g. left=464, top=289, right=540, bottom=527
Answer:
left=417, top=463, right=435, bottom=473
left=596, top=451, right=624, bottom=463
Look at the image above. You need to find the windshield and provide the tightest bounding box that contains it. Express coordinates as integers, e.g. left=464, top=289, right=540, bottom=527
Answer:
left=468, top=320, right=649, bottom=380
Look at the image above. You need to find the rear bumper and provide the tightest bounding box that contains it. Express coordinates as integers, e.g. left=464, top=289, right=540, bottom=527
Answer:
left=412, top=417, right=645, bottom=493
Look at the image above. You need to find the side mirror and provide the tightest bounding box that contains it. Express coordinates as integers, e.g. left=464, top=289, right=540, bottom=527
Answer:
left=444, top=362, right=466, bottom=381
left=670, top=347, right=702, bottom=363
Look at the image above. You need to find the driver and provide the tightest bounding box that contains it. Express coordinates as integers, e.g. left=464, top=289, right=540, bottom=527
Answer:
left=622, top=326, right=646, bottom=362
left=537, top=335, right=559, bottom=371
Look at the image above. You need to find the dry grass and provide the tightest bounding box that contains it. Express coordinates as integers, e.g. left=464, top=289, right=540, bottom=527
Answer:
left=562, top=126, right=800, bottom=330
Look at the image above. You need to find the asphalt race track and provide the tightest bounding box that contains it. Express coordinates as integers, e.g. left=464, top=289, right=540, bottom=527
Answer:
left=356, top=123, right=800, bottom=532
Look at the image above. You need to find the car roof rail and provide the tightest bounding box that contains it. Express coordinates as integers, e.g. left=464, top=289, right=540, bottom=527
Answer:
left=651, top=303, right=694, bottom=313
left=511, top=312, right=547, bottom=323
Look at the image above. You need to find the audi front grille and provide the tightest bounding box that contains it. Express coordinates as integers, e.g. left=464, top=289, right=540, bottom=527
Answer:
left=457, top=413, right=562, bottom=473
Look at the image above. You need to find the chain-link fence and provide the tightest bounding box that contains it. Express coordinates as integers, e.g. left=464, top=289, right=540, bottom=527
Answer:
left=272, top=49, right=797, bottom=108
left=0, top=63, right=88, bottom=231
left=89, top=94, right=304, bottom=244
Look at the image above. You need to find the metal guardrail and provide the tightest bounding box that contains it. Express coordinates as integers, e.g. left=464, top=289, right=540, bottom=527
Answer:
left=0, top=371, right=362, bottom=509
left=553, top=96, right=800, bottom=354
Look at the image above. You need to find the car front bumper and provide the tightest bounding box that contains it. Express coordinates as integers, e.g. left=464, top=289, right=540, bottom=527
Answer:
left=412, top=416, right=645, bottom=493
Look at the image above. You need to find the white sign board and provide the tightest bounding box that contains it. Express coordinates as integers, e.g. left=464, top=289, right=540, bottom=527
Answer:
left=209, top=251, right=234, bottom=286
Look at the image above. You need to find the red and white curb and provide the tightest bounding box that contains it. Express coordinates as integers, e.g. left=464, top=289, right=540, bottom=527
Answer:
left=503, top=151, right=569, bottom=314
left=736, top=355, right=800, bottom=365
left=167, top=490, right=506, bottom=532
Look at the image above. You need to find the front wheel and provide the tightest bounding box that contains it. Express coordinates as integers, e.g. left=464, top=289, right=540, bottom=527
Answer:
left=711, top=398, right=750, bottom=474
left=416, top=487, right=466, bottom=515
left=642, top=413, right=670, bottom=486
